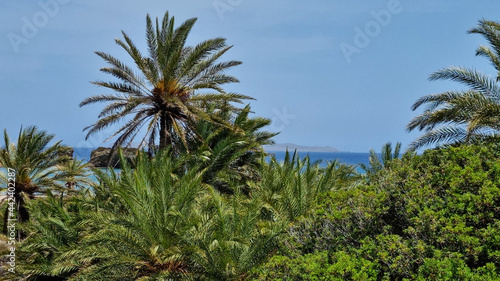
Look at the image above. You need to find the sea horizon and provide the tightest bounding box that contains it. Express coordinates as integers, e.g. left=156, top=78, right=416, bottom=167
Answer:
left=73, top=147, right=375, bottom=169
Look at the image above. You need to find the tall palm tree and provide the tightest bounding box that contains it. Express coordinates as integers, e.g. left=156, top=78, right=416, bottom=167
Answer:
left=0, top=126, right=67, bottom=232
left=80, top=11, right=251, bottom=156
left=407, top=19, right=500, bottom=150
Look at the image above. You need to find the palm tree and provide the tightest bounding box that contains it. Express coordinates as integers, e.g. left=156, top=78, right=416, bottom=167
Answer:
left=0, top=126, right=67, bottom=233
left=58, top=151, right=202, bottom=279
left=188, top=187, right=282, bottom=280
left=61, top=150, right=280, bottom=280
left=359, top=142, right=401, bottom=176
left=407, top=19, right=500, bottom=150
left=252, top=151, right=358, bottom=223
left=80, top=11, right=251, bottom=157
left=15, top=191, right=86, bottom=280
left=185, top=104, right=277, bottom=192
left=54, top=159, right=93, bottom=191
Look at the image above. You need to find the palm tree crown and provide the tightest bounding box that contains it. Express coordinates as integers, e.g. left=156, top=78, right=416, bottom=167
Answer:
left=80, top=11, right=251, bottom=155
left=0, top=126, right=68, bottom=232
left=407, top=19, right=500, bottom=150
left=359, top=142, right=402, bottom=176
left=0, top=126, right=66, bottom=196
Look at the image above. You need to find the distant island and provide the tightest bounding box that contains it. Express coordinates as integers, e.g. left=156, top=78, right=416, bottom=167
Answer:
left=263, top=143, right=341, bottom=153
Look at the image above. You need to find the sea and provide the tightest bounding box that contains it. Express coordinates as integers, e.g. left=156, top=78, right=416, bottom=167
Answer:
left=73, top=147, right=374, bottom=170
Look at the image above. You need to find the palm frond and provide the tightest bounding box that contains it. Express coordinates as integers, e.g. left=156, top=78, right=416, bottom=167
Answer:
left=408, top=21, right=500, bottom=149
left=408, top=126, right=468, bottom=150
left=429, top=67, right=499, bottom=96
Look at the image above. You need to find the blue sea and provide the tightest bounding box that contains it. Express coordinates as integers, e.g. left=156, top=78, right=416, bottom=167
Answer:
left=266, top=151, right=374, bottom=168
left=73, top=147, right=374, bottom=169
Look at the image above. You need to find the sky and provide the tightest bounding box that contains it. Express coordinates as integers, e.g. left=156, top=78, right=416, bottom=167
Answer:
left=1, top=0, right=500, bottom=152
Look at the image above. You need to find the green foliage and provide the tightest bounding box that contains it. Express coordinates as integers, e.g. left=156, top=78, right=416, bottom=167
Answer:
left=10, top=143, right=360, bottom=280
left=12, top=149, right=285, bottom=280
left=79, top=151, right=282, bottom=280
left=414, top=255, right=500, bottom=281
left=252, top=150, right=359, bottom=223
left=254, top=143, right=500, bottom=280
left=252, top=251, right=378, bottom=281
left=53, top=159, right=93, bottom=191
left=185, top=104, right=277, bottom=192
left=359, top=141, right=403, bottom=178
left=12, top=191, right=88, bottom=280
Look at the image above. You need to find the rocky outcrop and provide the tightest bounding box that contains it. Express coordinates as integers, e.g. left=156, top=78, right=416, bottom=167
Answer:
left=89, top=147, right=138, bottom=168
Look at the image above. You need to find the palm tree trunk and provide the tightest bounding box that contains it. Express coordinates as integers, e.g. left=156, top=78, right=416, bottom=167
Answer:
left=2, top=206, right=8, bottom=234
left=159, top=113, right=171, bottom=150
left=2, top=192, right=29, bottom=239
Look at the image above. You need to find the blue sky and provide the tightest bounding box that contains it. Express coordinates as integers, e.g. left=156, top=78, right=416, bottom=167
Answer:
left=1, top=0, right=500, bottom=152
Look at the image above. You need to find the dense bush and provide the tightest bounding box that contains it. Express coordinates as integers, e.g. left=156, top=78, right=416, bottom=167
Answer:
left=253, top=143, right=500, bottom=280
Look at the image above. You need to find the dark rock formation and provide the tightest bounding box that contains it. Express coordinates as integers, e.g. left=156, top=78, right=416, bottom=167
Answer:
left=89, top=147, right=138, bottom=168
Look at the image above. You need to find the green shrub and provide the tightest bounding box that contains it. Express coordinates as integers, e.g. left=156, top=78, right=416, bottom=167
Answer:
left=252, top=251, right=378, bottom=281
left=253, top=143, right=500, bottom=279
